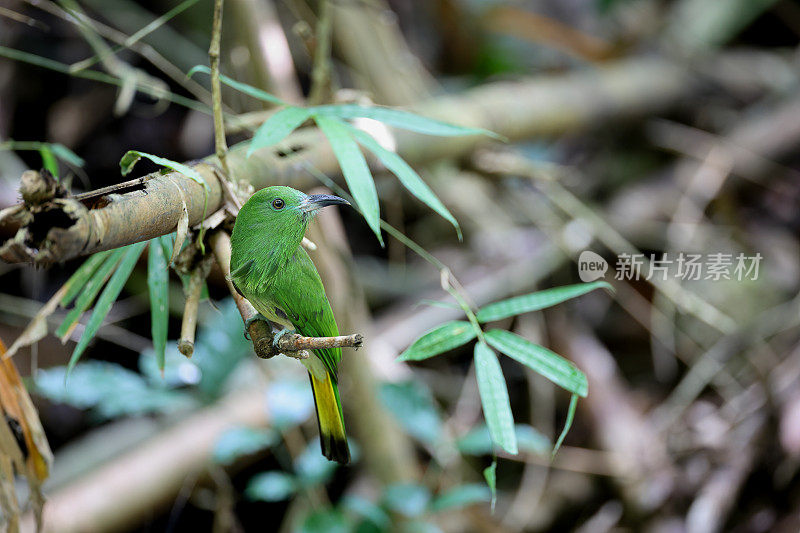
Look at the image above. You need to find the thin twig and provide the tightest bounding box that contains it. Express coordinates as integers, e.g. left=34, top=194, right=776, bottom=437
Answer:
left=209, top=0, right=230, bottom=176
left=177, top=254, right=213, bottom=357
left=307, top=0, right=333, bottom=105
left=275, top=333, right=362, bottom=352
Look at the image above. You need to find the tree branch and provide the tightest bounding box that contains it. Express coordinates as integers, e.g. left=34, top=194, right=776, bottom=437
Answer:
left=275, top=332, right=362, bottom=352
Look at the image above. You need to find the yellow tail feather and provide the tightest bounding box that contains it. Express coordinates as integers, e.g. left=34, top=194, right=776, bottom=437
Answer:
left=309, top=372, right=350, bottom=464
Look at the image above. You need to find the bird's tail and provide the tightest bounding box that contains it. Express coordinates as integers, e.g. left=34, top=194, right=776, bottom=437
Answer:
left=308, top=372, right=350, bottom=464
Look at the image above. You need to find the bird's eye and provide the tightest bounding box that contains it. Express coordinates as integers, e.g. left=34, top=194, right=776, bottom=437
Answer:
left=272, top=198, right=285, bottom=210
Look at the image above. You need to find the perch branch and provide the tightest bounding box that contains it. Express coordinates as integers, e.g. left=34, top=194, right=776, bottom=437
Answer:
left=0, top=54, right=789, bottom=264
left=275, top=333, right=362, bottom=353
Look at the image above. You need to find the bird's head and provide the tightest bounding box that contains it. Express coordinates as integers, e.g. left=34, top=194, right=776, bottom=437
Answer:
left=234, top=186, right=350, bottom=247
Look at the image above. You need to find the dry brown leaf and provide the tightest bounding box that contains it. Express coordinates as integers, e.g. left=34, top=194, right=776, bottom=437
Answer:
left=170, top=178, right=190, bottom=266
left=4, top=284, right=67, bottom=359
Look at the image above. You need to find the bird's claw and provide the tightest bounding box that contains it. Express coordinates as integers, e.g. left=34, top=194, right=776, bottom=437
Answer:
left=243, top=313, right=269, bottom=340
left=272, top=327, right=297, bottom=349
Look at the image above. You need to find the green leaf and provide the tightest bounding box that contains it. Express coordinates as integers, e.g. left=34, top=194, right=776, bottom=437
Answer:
left=300, top=509, right=349, bottom=533
left=49, top=143, right=85, bottom=167
left=247, top=106, right=312, bottom=157
left=553, top=393, right=579, bottom=457
left=484, top=329, right=588, bottom=397
left=383, top=483, right=431, bottom=517
left=159, top=233, right=174, bottom=263
left=39, top=145, right=58, bottom=177
left=245, top=471, right=297, bottom=502
left=187, top=65, right=286, bottom=105
left=477, top=281, right=613, bottom=322
left=312, top=120, right=379, bottom=229
left=314, top=115, right=382, bottom=244
left=139, top=345, right=200, bottom=388
left=347, top=125, right=461, bottom=239
left=341, top=496, right=390, bottom=528
left=397, top=320, right=477, bottom=361
left=483, top=460, right=497, bottom=512
left=314, top=104, right=501, bottom=139
left=119, top=150, right=206, bottom=188
left=431, top=484, right=491, bottom=512
left=213, top=427, right=277, bottom=465
left=474, top=342, right=517, bottom=454
left=147, top=239, right=169, bottom=373
left=67, top=242, right=147, bottom=374
left=378, top=381, right=442, bottom=445
left=295, top=441, right=337, bottom=486
left=34, top=361, right=195, bottom=419
left=265, top=380, right=315, bottom=429
left=57, top=249, right=126, bottom=339
left=60, top=251, right=113, bottom=307
left=457, top=423, right=551, bottom=456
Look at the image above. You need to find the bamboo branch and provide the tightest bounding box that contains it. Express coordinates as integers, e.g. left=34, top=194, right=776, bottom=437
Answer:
left=307, top=0, right=333, bottom=105
left=209, top=0, right=229, bottom=177
left=0, top=54, right=786, bottom=264
left=177, top=254, right=213, bottom=357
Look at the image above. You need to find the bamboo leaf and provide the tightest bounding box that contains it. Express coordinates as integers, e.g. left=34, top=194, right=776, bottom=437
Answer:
left=477, top=281, right=613, bottom=323
left=57, top=250, right=126, bottom=340
left=119, top=150, right=206, bottom=190
left=383, top=483, right=431, bottom=517
left=39, top=146, right=58, bottom=177
left=60, top=251, right=113, bottom=307
left=247, top=106, right=312, bottom=157
left=160, top=233, right=175, bottom=264
left=5, top=285, right=68, bottom=358
left=348, top=125, right=461, bottom=239
left=431, top=484, right=491, bottom=512
left=457, top=423, right=551, bottom=456
left=214, top=427, right=277, bottom=465
left=484, top=329, right=588, bottom=397
left=483, top=460, right=497, bottom=512
left=187, top=65, right=286, bottom=105
left=474, top=341, right=517, bottom=454
left=314, top=115, right=382, bottom=244
left=246, top=471, right=297, bottom=502
left=553, top=393, right=579, bottom=456
left=397, top=320, right=477, bottom=361
left=67, top=242, right=148, bottom=375
left=314, top=104, right=502, bottom=139
left=49, top=143, right=85, bottom=167
left=147, top=239, right=169, bottom=373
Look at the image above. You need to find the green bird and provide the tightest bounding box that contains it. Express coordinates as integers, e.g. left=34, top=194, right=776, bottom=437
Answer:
left=230, top=186, right=351, bottom=463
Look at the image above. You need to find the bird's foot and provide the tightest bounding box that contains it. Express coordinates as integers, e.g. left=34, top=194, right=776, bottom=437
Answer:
left=243, top=313, right=269, bottom=340
left=272, top=327, right=297, bottom=349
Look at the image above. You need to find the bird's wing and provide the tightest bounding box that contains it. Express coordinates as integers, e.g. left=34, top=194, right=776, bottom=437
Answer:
left=270, top=247, right=341, bottom=380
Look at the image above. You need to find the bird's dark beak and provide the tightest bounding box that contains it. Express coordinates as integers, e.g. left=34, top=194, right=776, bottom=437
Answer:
left=301, top=194, right=350, bottom=213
